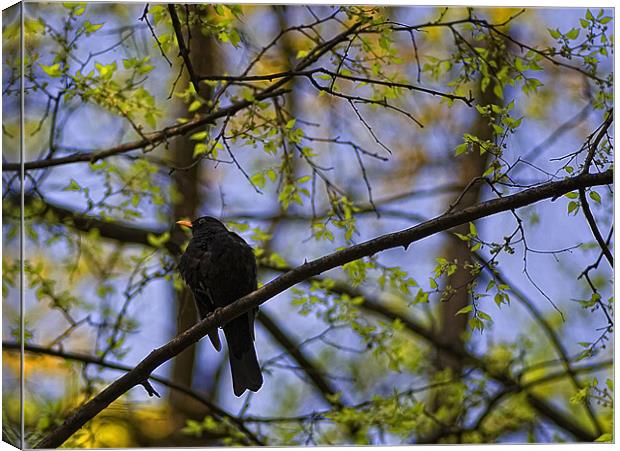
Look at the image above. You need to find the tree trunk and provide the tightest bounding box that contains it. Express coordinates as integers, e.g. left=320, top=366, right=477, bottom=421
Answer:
left=429, top=41, right=502, bottom=433
left=167, top=4, right=220, bottom=430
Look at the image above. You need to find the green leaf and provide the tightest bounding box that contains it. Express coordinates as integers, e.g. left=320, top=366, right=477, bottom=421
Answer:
left=190, top=131, right=208, bottom=141
left=569, top=387, right=589, bottom=403
left=524, top=78, right=543, bottom=93
left=145, top=112, right=157, bottom=129
left=477, top=310, right=492, bottom=322
left=414, top=289, right=429, bottom=304
left=25, top=18, right=45, bottom=34
left=95, top=61, right=117, bottom=78
left=250, top=172, right=266, bottom=188
left=147, top=232, right=170, bottom=248
left=565, top=28, right=580, bottom=40
left=600, top=16, right=611, bottom=24
left=217, top=31, right=230, bottom=43
left=455, top=305, right=473, bottom=316
left=486, top=279, right=495, bottom=292
left=564, top=191, right=579, bottom=199
left=470, top=317, right=484, bottom=332
left=266, top=169, right=277, bottom=182
left=589, top=191, right=601, bottom=203
left=469, top=222, right=477, bottom=236
left=83, top=21, right=103, bottom=34
left=595, top=433, right=612, bottom=443
left=39, top=63, right=62, bottom=78
left=586, top=9, right=594, bottom=21
left=188, top=100, right=202, bottom=112
left=286, top=118, right=296, bottom=129
left=455, top=143, right=468, bottom=156
left=482, top=165, right=495, bottom=177
left=493, top=82, right=504, bottom=100
left=548, top=28, right=561, bottom=39
left=494, top=293, right=505, bottom=307
left=63, top=179, right=81, bottom=191
left=514, top=57, right=526, bottom=72
left=475, top=104, right=488, bottom=115
left=229, top=29, right=241, bottom=47
left=481, top=75, right=490, bottom=93
left=580, top=18, right=589, bottom=28
left=138, top=63, right=155, bottom=75
left=567, top=201, right=579, bottom=214
left=193, top=143, right=209, bottom=157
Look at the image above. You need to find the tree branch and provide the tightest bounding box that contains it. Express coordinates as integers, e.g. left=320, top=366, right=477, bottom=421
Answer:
left=19, top=195, right=181, bottom=255
left=579, top=188, right=613, bottom=267
left=582, top=110, right=613, bottom=175
left=258, top=312, right=343, bottom=407
left=263, top=263, right=604, bottom=442
left=3, top=341, right=263, bottom=445
left=2, top=87, right=289, bottom=172
left=167, top=4, right=200, bottom=93
left=33, top=170, right=610, bottom=447
left=333, top=280, right=605, bottom=441
left=473, top=252, right=604, bottom=435
left=199, top=67, right=473, bottom=106
left=421, top=359, right=611, bottom=443
left=5, top=21, right=365, bottom=173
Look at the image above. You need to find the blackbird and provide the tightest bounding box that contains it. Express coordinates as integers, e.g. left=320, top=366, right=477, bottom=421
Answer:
left=176, top=216, right=263, bottom=396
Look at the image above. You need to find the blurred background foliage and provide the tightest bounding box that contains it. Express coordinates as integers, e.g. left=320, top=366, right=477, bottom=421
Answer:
left=1, top=2, right=614, bottom=447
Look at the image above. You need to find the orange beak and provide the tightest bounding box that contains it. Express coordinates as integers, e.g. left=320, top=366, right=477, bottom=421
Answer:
left=176, top=220, right=193, bottom=229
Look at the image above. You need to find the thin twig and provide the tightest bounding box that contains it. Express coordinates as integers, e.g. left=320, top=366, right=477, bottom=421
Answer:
left=3, top=341, right=263, bottom=445
left=579, top=188, right=613, bottom=268
left=139, top=4, right=172, bottom=67
left=168, top=4, right=200, bottom=92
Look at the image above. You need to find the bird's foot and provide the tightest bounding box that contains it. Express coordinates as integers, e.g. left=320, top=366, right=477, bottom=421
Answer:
left=140, top=379, right=161, bottom=398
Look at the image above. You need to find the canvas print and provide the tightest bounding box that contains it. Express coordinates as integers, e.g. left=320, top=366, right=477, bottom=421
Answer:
left=1, top=2, right=614, bottom=447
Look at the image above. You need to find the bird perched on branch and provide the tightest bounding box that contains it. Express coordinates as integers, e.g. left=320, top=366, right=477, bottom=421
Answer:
left=176, top=216, right=263, bottom=397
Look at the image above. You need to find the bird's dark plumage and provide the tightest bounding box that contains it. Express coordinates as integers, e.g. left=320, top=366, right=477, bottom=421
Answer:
left=177, top=216, right=263, bottom=396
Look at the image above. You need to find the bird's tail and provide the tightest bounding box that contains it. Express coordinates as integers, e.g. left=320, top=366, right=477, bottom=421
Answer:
left=223, top=315, right=263, bottom=397
left=228, top=342, right=263, bottom=397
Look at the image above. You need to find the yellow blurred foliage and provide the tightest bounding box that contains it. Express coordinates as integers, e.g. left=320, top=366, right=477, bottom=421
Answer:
left=62, top=415, right=134, bottom=448
left=486, top=7, right=527, bottom=24
left=3, top=350, right=20, bottom=374
left=58, top=402, right=181, bottom=447
left=133, top=405, right=176, bottom=440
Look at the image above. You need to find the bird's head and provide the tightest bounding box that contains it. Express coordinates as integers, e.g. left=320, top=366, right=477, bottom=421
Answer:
left=176, top=216, right=227, bottom=236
